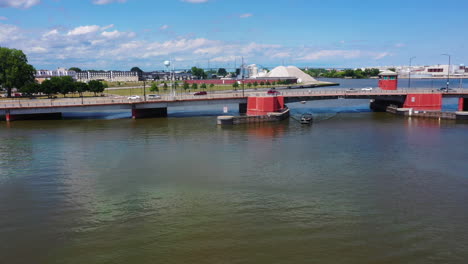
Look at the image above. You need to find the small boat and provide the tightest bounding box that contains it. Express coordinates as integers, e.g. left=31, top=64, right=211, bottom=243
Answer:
left=300, top=113, right=313, bottom=124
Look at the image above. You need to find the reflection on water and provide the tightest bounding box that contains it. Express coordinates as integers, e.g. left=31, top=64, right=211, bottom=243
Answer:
left=1, top=114, right=468, bottom=263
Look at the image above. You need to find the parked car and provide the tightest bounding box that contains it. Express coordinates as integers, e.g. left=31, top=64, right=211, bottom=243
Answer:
left=267, top=89, right=280, bottom=95
left=361, top=87, right=373, bottom=91
left=346, top=88, right=358, bottom=92
left=147, top=94, right=161, bottom=99
left=194, top=91, right=207, bottom=95
left=127, top=95, right=141, bottom=100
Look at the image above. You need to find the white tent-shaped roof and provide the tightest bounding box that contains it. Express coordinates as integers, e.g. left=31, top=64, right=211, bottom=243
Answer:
left=266, top=66, right=318, bottom=84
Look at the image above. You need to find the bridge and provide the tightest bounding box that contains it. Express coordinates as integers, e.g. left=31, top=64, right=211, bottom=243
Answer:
left=1, top=88, right=468, bottom=121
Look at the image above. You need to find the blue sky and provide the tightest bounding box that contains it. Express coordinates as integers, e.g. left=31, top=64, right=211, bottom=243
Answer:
left=1, top=0, right=467, bottom=70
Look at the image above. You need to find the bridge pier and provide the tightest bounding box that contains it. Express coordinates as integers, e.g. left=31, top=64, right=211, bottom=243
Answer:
left=131, top=107, right=167, bottom=119
left=247, top=96, right=285, bottom=116
left=458, top=98, right=468, bottom=111
left=4, top=110, right=62, bottom=122
left=403, top=94, right=442, bottom=111
left=239, top=103, right=247, bottom=114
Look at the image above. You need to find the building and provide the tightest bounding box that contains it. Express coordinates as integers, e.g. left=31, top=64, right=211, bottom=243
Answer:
left=35, top=68, right=76, bottom=83
left=142, top=71, right=194, bottom=81
left=75, top=71, right=138, bottom=82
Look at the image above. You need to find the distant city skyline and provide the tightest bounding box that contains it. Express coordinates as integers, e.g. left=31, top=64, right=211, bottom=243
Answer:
left=1, top=0, right=467, bottom=70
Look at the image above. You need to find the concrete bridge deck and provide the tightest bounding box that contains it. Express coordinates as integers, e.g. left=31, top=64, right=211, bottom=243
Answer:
left=1, top=88, right=467, bottom=120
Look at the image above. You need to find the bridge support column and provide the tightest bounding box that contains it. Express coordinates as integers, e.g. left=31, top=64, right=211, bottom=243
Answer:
left=238, top=103, right=247, bottom=114
left=370, top=99, right=403, bottom=112
left=131, top=107, right=167, bottom=119
left=247, top=96, right=285, bottom=116
left=4, top=110, right=62, bottom=122
left=458, top=98, right=468, bottom=111
left=403, top=94, right=442, bottom=111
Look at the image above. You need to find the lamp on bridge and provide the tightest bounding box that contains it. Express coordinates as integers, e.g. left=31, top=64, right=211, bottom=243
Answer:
left=442, top=54, right=451, bottom=92
left=408, top=57, right=416, bottom=89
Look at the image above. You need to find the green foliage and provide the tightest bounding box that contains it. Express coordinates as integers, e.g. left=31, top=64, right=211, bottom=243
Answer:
left=260, top=81, right=265, bottom=86
left=68, top=67, right=82, bottom=72
left=0, top=47, right=36, bottom=97
left=209, top=83, right=214, bottom=88
left=75, top=82, right=88, bottom=95
left=40, top=79, right=59, bottom=97
left=88, top=80, right=105, bottom=95
left=253, top=81, right=258, bottom=87
left=150, top=82, right=159, bottom=92
left=200, top=83, right=207, bottom=89
left=217, top=68, right=227, bottom=76
left=247, top=83, right=252, bottom=88
left=191, top=67, right=207, bottom=79
left=19, top=82, right=40, bottom=96
left=163, top=82, right=168, bottom=91
left=130, top=67, right=143, bottom=73
left=183, top=82, right=190, bottom=90
left=232, top=82, right=239, bottom=90
left=191, top=83, right=198, bottom=90
left=303, top=68, right=381, bottom=79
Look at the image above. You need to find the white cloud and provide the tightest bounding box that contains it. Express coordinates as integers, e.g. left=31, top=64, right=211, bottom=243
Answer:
left=160, top=25, right=169, bottom=30
left=101, top=30, right=135, bottom=39
left=240, top=13, right=253, bottom=18
left=181, top=0, right=208, bottom=3
left=0, top=23, right=21, bottom=42
left=373, top=52, right=390, bottom=60
left=43, top=29, right=59, bottom=38
left=92, top=0, right=126, bottom=5
left=0, top=0, right=40, bottom=9
left=0, top=16, right=7, bottom=20
left=300, top=50, right=362, bottom=60
left=395, top=43, right=405, bottom=48
left=67, top=25, right=100, bottom=36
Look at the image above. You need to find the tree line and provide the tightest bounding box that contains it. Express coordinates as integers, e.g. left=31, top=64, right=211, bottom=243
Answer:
left=20, top=76, right=106, bottom=98
left=304, top=68, right=381, bottom=79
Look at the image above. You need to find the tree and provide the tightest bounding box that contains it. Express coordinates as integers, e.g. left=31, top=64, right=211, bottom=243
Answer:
left=200, top=83, right=207, bottom=89
left=217, top=68, right=227, bottom=76
left=19, top=82, right=40, bottom=96
left=260, top=81, right=265, bottom=86
left=75, top=82, right=88, bottom=97
left=232, top=82, right=239, bottom=90
left=253, top=81, right=258, bottom=88
left=0, top=47, right=36, bottom=97
left=130, top=67, right=143, bottom=73
left=191, top=83, right=198, bottom=90
left=49, top=76, right=75, bottom=97
left=88, top=80, right=104, bottom=96
left=209, top=83, right=214, bottom=90
left=163, top=82, right=168, bottom=91
left=69, top=67, right=82, bottom=72
left=40, top=79, right=59, bottom=97
left=191, top=67, right=207, bottom=79
left=247, top=83, right=252, bottom=89
left=183, top=82, right=190, bottom=91
left=150, top=82, right=159, bottom=92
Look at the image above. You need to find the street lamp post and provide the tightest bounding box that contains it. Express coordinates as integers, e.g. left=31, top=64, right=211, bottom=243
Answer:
left=143, top=79, right=146, bottom=101
left=408, top=57, right=416, bottom=89
left=442, top=54, right=451, bottom=92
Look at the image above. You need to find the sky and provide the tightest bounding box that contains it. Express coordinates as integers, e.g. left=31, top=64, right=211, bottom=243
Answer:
left=0, top=0, right=467, bottom=71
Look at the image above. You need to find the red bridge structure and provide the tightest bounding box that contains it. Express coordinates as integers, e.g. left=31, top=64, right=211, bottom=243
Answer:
left=1, top=74, right=468, bottom=121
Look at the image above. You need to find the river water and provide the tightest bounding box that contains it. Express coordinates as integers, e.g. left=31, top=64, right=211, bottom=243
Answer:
left=1, top=79, right=468, bottom=263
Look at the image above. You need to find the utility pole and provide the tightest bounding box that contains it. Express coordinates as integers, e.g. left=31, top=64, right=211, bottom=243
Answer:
left=242, top=57, right=245, bottom=97
left=408, top=57, right=416, bottom=89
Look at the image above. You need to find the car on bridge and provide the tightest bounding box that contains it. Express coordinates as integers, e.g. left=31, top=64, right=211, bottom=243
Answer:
left=127, top=95, right=141, bottom=100
left=361, top=87, right=373, bottom=91
left=267, top=89, right=280, bottom=95
left=346, top=88, right=358, bottom=93
left=194, top=91, right=207, bottom=95
left=438, top=87, right=455, bottom=92
left=147, top=94, right=161, bottom=99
